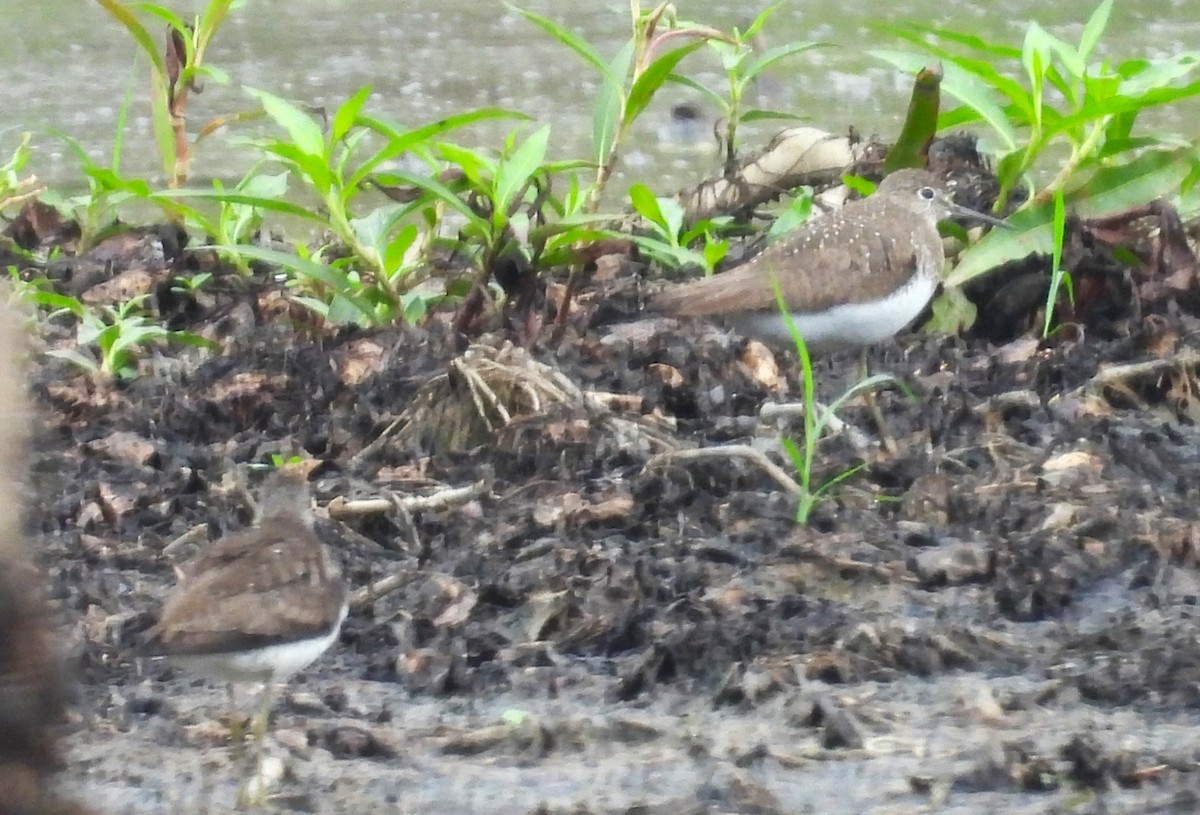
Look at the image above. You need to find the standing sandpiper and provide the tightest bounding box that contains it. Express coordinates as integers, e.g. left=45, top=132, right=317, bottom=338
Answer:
left=650, top=168, right=1005, bottom=346
left=141, top=469, right=347, bottom=802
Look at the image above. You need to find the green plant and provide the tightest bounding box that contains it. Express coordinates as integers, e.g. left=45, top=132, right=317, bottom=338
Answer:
left=510, top=2, right=729, bottom=211
left=875, top=1, right=1200, bottom=213
left=669, top=3, right=823, bottom=173
left=41, top=293, right=215, bottom=381
left=870, top=0, right=1200, bottom=326
left=0, top=132, right=39, bottom=212
left=771, top=280, right=898, bottom=525
left=223, top=87, right=523, bottom=326
left=764, top=186, right=814, bottom=243
left=41, top=71, right=141, bottom=250
left=212, top=170, right=288, bottom=248
left=627, top=183, right=729, bottom=274
left=160, top=166, right=297, bottom=276
left=94, top=0, right=243, bottom=187
left=6, top=268, right=59, bottom=308
left=402, top=125, right=560, bottom=278
left=1042, top=186, right=1071, bottom=337
left=172, top=271, right=213, bottom=294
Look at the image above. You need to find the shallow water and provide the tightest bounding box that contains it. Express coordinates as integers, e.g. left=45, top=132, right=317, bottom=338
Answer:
left=1, top=0, right=1197, bottom=196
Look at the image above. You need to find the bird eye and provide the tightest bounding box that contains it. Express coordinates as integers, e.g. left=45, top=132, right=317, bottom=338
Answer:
left=918, top=186, right=936, bottom=200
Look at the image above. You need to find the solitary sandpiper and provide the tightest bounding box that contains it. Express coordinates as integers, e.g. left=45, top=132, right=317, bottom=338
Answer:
left=651, top=169, right=1006, bottom=346
left=141, top=469, right=347, bottom=801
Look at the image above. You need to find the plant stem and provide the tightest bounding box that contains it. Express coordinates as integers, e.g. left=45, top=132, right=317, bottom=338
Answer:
left=1034, top=119, right=1107, bottom=207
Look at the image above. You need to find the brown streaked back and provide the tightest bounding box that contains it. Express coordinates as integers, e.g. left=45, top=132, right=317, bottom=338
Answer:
left=143, top=514, right=346, bottom=657
left=650, top=170, right=947, bottom=319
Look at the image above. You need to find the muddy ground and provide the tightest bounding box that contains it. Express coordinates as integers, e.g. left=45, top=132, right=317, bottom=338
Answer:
left=14, top=200, right=1200, bottom=815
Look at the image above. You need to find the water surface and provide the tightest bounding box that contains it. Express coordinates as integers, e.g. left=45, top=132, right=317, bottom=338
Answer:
left=1, top=1, right=1196, bottom=197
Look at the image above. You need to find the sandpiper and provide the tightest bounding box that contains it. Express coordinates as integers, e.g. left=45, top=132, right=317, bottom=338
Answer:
left=650, top=168, right=1006, bottom=347
left=142, top=469, right=347, bottom=802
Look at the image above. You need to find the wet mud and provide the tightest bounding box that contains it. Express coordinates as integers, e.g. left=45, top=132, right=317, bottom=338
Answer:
left=13, top=194, right=1200, bottom=814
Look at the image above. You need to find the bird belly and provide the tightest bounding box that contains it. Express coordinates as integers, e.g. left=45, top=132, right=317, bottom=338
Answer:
left=730, top=274, right=938, bottom=348
left=174, top=603, right=347, bottom=683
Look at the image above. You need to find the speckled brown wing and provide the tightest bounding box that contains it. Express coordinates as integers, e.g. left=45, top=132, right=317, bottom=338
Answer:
left=143, top=515, right=346, bottom=656
left=650, top=197, right=942, bottom=317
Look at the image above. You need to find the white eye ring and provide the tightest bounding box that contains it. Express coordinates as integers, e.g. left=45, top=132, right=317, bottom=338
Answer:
left=918, top=186, right=937, bottom=201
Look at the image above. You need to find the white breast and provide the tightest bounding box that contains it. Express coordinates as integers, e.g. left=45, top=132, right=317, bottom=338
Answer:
left=729, top=272, right=939, bottom=349
left=175, top=603, right=348, bottom=683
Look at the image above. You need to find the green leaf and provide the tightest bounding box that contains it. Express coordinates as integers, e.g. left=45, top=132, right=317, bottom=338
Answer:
left=664, top=73, right=729, bottom=113
left=349, top=107, right=524, bottom=188
left=710, top=40, right=748, bottom=74
left=926, top=285, right=978, bottom=334
left=657, top=196, right=685, bottom=242
left=195, top=0, right=236, bottom=52
left=332, top=86, right=372, bottom=144
left=349, top=205, right=401, bottom=257
left=506, top=4, right=616, bottom=85
left=494, top=124, right=551, bottom=217
left=1070, top=148, right=1197, bottom=216
left=1116, top=54, right=1200, bottom=96
left=821, top=374, right=901, bottom=425
left=1049, top=79, right=1200, bottom=137
left=127, top=2, right=190, bottom=36
left=628, top=183, right=668, bottom=235
left=766, top=188, right=813, bottom=243
left=741, top=2, right=783, bottom=40
left=46, top=348, right=100, bottom=373
left=256, top=141, right=334, bottom=196
left=246, top=87, right=327, bottom=158
left=237, top=169, right=290, bottom=198
left=109, top=324, right=169, bottom=361
left=842, top=175, right=875, bottom=196
left=384, top=223, right=420, bottom=274
left=738, top=108, right=805, bottom=124
left=742, top=41, right=824, bottom=85
left=947, top=148, right=1196, bottom=286
left=95, top=0, right=169, bottom=78
left=626, top=40, right=707, bottom=125
left=1078, top=0, right=1113, bottom=61
left=33, top=292, right=86, bottom=316
left=538, top=157, right=596, bottom=175
left=1042, top=187, right=1068, bottom=337
left=1025, top=22, right=1084, bottom=83
left=151, top=187, right=322, bottom=221
left=701, top=237, right=729, bottom=271
left=401, top=293, right=431, bottom=324
left=225, top=245, right=377, bottom=322
left=629, top=235, right=706, bottom=271
left=325, top=293, right=380, bottom=326
left=191, top=63, right=231, bottom=85
left=592, top=40, right=634, bottom=164
left=436, top=142, right=495, bottom=187
left=880, top=21, right=1020, bottom=62
left=1022, top=25, right=1049, bottom=126
left=365, top=167, right=489, bottom=233
left=1041, top=64, right=1078, bottom=111
left=113, top=61, right=140, bottom=176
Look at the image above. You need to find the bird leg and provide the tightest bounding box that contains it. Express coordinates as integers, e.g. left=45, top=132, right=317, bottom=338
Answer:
left=225, top=683, right=247, bottom=751
left=234, top=681, right=276, bottom=807
left=859, top=348, right=898, bottom=455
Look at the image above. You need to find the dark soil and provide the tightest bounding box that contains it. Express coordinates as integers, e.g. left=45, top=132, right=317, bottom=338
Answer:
left=16, top=198, right=1200, bottom=814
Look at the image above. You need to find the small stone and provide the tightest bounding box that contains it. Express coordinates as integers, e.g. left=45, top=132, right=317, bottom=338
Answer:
left=242, top=755, right=286, bottom=802
left=286, top=691, right=327, bottom=714
left=274, top=726, right=312, bottom=758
